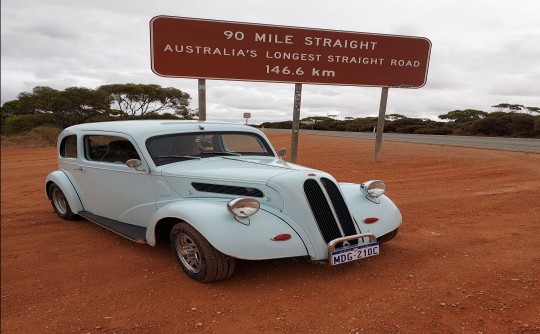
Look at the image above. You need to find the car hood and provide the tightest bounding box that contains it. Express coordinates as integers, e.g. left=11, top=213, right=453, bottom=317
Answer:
left=161, top=156, right=315, bottom=184
left=159, top=156, right=337, bottom=213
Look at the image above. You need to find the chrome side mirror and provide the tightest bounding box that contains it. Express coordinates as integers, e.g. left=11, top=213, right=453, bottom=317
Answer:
left=126, top=159, right=142, bottom=169
left=278, top=148, right=287, bottom=160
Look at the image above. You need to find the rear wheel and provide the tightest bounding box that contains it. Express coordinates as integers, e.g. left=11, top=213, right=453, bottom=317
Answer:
left=170, top=223, right=235, bottom=282
left=377, top=228, right=399, bottom=243
left=49, top=183, right=77, bottom=220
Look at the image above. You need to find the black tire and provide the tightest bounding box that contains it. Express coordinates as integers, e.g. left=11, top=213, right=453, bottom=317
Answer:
left=377, top=228, right=399, bottom=243
left=170, top=223, right=236, bottom=283
left=49, top=183, right=78, bottom=220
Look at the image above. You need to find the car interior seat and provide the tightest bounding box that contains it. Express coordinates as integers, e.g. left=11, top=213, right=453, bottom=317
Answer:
left=101, top=140, right=138, bottom=163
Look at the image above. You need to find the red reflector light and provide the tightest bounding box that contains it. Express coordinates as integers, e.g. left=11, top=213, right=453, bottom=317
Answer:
left=271, top=234, right=292, bottom=241
left=363, top=217, right=379, bottom=224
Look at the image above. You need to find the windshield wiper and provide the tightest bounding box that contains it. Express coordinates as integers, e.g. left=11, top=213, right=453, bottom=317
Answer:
left=155, top=155, right=201, bottom=160
left=201, top=151, right=241, bottom=156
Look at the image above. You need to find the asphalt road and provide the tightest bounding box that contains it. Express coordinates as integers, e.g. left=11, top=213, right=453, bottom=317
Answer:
left=264, top=129, right=540, bottom=153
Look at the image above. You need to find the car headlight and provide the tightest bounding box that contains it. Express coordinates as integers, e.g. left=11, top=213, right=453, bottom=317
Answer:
left=360, top=180, right=386, bottom=197
left=227, top=198, right=260, bottom=218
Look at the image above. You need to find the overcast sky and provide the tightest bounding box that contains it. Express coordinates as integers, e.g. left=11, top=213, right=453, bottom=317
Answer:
left=2, top=0, right=539, bottom=124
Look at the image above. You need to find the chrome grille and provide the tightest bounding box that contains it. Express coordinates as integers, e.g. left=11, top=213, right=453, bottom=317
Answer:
left=304, top=178, right=357, bottom=243
left=320, top=177, right=357, bottom=236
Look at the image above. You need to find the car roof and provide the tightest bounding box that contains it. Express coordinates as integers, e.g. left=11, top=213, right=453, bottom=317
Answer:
left=62, top=120, right=262, bottom=138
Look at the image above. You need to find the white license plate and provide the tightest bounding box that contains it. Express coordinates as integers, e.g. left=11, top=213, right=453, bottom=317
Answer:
left=331, top=242, right=379, bottom=265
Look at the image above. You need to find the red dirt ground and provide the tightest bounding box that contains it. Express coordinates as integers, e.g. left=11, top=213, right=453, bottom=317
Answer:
left=1, top=132, right=539, bottom=333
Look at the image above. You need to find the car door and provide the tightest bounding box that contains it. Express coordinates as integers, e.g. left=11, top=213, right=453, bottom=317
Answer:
left=70, top=132, right=156, bottom=227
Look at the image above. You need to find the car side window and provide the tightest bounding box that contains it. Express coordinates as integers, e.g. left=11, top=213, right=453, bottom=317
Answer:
left=84, top=135, right=140, bottom=164
left=60, top=135, right=77, bottom=158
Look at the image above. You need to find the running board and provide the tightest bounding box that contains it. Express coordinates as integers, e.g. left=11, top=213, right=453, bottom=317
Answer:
left=78, top=211, right=146, bottom=243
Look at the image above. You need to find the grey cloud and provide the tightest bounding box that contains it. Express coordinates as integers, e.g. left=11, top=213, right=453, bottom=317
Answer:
left=2, top=0, right=539, bottom=124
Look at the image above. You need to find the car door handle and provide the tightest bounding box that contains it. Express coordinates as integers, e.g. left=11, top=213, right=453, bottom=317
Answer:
left=74, top=167, right=83, bottom=171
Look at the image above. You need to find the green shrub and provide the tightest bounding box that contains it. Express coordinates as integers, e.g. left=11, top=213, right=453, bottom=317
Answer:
left=3, top=113, right=56, bottom=135
left=413, top=127, right=453, bottom=135
left=0, top=125, right=61, bottom=148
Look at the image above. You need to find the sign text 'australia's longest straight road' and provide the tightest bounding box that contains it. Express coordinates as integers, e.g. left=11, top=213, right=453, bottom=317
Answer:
left=150, top=16, right=431, bottom=88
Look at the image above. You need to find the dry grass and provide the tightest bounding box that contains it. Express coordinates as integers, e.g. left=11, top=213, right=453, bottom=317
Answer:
left=1, top=126, right=60, bottom=149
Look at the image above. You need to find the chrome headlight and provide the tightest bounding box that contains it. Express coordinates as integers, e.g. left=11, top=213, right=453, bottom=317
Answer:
left=227, top=198, right=260, bottom=218
left=360, top=180, right=387, bottom=197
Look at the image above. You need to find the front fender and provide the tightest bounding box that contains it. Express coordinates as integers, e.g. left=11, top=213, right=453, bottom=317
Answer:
left=45, top=171, right=84, bottom=213
left=339, top=183, right=402, bottom=237
left=147, top=200, right=309, bottom=260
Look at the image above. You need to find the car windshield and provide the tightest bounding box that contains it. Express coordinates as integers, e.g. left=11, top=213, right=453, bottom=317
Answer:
left=146, top=132, right=274, bottom=166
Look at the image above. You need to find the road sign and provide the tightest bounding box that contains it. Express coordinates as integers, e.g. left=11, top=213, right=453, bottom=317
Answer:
left=243, top=112, right=251, bottom=119
left=150, top=16, right=431, bottom=88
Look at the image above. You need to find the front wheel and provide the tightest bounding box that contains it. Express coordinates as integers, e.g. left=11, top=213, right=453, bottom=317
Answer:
left=377, top=228, right=399, bottom=243
left=170, top=223, right=236, bottom=282
left=49, top=183, right=77, bottom=220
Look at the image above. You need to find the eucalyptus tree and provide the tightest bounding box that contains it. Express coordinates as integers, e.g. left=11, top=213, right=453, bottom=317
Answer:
left=12, top=86, right=109, bottom=128
left=438, top=109, right=488, bottom=123
left=98, top=83, right=191, bottom=118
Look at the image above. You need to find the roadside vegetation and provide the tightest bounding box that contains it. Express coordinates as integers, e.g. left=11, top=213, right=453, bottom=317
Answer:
left=1, top=84, right=193, bottom=147
left=262, top=104, right=540, bottom=138
left=1, top=84, right=539, bottom=148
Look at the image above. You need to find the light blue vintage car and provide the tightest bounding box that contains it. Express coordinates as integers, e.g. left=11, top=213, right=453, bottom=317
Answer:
left=46, top=120, right=401, bottom=282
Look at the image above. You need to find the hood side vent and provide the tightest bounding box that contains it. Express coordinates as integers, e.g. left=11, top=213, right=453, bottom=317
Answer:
left=192, top=182, right=264, bottom=198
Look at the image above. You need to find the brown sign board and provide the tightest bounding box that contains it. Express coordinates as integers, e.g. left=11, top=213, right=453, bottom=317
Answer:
left=150, top=16, right=431, bottom=88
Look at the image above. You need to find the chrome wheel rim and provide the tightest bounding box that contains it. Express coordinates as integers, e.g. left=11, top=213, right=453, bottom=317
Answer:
left=52, top=188, right=67, bottom=215
left=175, top=233, right=202, bottom=273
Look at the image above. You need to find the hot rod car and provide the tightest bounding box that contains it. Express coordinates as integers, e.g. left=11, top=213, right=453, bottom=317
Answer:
left=46, top=120, right=401, bottom=282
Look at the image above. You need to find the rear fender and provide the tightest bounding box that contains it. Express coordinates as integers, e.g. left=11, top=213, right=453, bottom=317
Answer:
left=147, top=200, right=309, bottom=260
left=45, top=171, right=84, bottom=213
